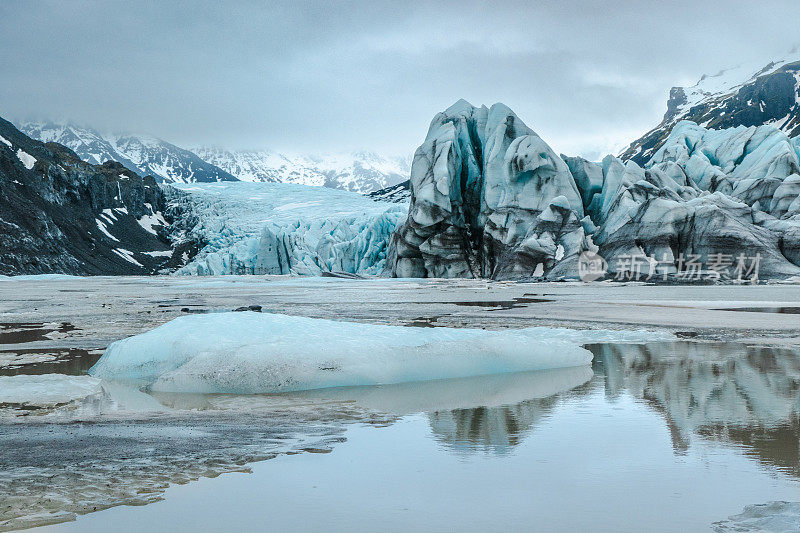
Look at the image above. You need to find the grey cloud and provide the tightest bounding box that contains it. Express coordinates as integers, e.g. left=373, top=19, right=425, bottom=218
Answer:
left=1, top=0, right=798, bottom=158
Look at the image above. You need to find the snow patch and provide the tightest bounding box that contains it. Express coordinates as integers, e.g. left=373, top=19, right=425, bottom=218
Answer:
left=16, top=149, right=35, bottom=170
left=112, top=248, right=143, bottom=267
left=137, top=206, right=167, bottom=235
left=95, top=219, right=120, bottom=242
left=0, top=134, right=11, bottom=148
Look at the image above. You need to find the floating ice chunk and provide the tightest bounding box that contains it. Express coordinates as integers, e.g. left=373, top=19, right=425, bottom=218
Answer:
left=86, top=313, right=663, bottom=394
left=0, top=374, right=165, bottom=419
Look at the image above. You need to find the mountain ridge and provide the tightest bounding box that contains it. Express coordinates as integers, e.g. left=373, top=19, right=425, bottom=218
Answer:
left=0, top=116, right=178, bottom=275
left=18, top=121, right=238, bottom=184
left=193, top=146, right=411, bottom=194
left=621, top=51, right=800, bottom=165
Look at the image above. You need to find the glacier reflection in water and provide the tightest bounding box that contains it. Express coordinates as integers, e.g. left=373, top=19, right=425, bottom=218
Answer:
left=589, top=341, right=800, bottom=477
left=298, top=340, right=800, bottom=465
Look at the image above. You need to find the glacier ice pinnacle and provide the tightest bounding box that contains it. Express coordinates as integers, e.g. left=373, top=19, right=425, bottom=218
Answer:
left=387, top=100, right=800, bottom=280
left=387, top=100, right=591, bottom=279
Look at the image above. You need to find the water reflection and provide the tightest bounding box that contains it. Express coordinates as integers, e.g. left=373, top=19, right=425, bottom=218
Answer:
left=382, top=342, right=799, bottom=465
left=3, top=340, right=800, bottom=530
left=588, top=342, right=800, bottom=476
left=293, top=366, right=594, bottom=454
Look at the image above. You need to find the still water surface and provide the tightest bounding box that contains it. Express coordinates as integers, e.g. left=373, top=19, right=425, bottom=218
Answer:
left=32, top=341, right=799, bottom=532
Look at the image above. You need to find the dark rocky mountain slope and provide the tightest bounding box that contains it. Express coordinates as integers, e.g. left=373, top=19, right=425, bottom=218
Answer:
left=0, top=116, right=177, bottom=275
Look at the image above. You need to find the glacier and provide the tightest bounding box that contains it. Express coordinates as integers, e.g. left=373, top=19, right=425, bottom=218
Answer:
left=88, top=312, right=667, bottom=394
left=387, top=100, right=800, bottom=280
left=166, top=182, right=408, bottom=275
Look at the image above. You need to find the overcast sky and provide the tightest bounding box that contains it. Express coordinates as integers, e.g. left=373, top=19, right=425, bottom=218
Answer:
left=2, top=0, right=799, bottom=159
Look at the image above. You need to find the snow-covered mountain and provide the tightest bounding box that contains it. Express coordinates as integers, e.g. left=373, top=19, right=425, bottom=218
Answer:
left=18, top=122, right=237, bottom=184
left=621, top=50, right=800, bottom=164
left=193, top=147, right=410, bottom=194
left=17, top=121, right=409, bottom=193
left=368, top=180, right=411, bottom=203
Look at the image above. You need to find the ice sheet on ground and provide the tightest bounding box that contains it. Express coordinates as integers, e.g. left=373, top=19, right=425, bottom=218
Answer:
left=89, top=312, right=671, bottom=393
left=0, top=374, right=103, bottom=407
left=0, top=274, right=86, bottom=281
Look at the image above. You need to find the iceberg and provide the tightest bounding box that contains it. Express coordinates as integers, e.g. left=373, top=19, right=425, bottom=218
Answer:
left=386, top=100, right=800, bottom=280
left=388, top=100, right=590, bottom=279
left=166, top=182, right=407, bottom=275
left=88, top=312, right=666, bottom=394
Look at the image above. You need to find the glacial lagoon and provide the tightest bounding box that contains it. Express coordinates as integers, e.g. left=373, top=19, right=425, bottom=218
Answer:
left=1, top=340, right=798, bottom=532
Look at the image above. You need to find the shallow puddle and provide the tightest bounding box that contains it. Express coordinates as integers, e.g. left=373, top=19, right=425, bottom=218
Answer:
left=0, top=322, right=78, bottom=345
left=0, top=348, right=103, bottom=376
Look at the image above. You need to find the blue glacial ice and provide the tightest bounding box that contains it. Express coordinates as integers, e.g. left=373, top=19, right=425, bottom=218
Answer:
left=88, top=312, right=671, bottom=394
left=167, top=182, right=408, bottom=275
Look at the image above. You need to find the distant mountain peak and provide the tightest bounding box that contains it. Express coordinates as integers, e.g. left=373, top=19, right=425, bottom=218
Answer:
left=621, top=50, right=800, bottom=164
left=17, top=121, right=237, bottom=184
left=193, top=147, right=410, bottom=194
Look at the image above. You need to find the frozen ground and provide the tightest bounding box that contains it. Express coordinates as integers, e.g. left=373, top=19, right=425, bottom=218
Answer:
left=3, top=276, right=800, bottom=353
